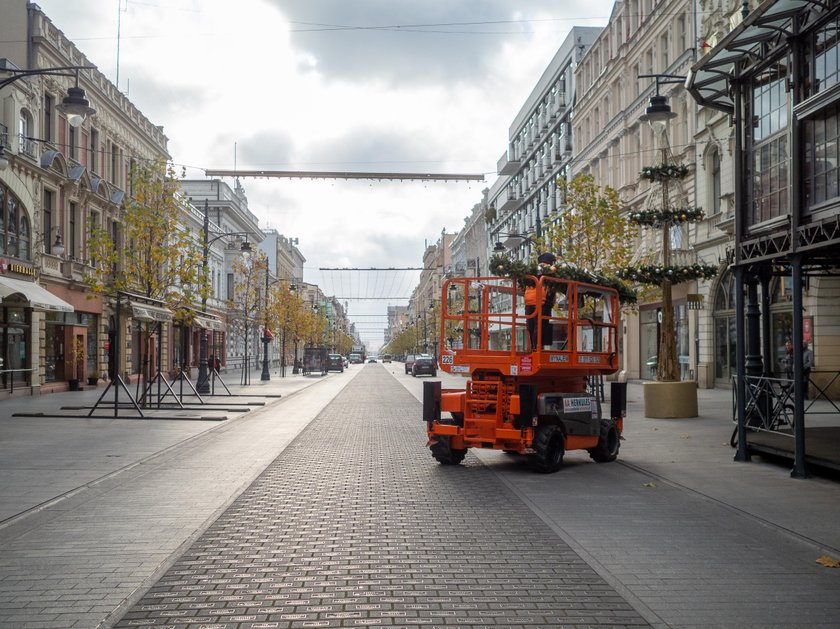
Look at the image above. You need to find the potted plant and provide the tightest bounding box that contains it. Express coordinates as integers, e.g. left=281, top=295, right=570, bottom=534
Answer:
left=69, top=336, right=86, bottom=391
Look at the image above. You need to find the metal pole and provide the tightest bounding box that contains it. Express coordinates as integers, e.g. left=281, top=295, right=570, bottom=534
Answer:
left=197, top=200, right=211, bottom=393
left=261, top=262, right=270, bottom=381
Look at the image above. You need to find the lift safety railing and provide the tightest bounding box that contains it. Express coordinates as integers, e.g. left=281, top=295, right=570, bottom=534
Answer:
left=440, top=276, right=619, bottom=375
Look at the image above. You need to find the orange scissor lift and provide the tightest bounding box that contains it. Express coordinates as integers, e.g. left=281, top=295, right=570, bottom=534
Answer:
left=423, top=275, right=627, bottom=472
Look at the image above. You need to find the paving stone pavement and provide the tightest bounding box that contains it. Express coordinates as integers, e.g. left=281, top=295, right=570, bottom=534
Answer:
left=113, top=367, right=650, bottom=629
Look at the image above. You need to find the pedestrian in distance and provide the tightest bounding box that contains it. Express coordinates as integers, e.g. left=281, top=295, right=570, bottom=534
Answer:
left=781, top=339, right=794, bottom=380
left=802, top=341, right=814, bottom=399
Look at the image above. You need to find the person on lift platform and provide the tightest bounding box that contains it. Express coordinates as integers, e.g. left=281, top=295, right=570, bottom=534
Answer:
left=524, top=252, right=557, bottom=350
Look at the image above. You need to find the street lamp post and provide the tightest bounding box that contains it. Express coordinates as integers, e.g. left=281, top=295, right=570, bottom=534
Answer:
left=197, top=199, right=253, bottom=393
left=0, top=65, right=96, bottom=170
left=261, top=263, right=272, bottom=381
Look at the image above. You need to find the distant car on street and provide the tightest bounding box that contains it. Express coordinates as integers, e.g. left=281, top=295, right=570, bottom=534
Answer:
left=326, top=353, right=344, bottom=372
left=404, top=354, right=417, bottom=374
left=381, top=353, right=392, bottom=363
left=411, top=355, right=437, bottom=377
left=367, top=357, right=377, bottom=363
left=349, top=353, right=363, bottom=364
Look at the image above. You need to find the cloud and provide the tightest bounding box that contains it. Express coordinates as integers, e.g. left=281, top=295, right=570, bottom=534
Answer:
left=270, top=1, right=590, bottom=84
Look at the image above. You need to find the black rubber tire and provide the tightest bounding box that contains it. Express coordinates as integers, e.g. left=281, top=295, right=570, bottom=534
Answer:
left=430, top=419, right=467, bottom=466
left=431, top=370, right=437, bottom=377
left=530, top=425, right=565, bottom=473
left=588, top=419, right=620, bottom=462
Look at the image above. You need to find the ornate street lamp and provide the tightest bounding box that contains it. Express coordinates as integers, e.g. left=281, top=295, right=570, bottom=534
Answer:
left=1, top=65, right=96, bottom=128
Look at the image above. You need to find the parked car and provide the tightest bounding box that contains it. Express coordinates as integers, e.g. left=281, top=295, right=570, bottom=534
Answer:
left=381, top=353, right=392, bottom=363
left=326, top=353, right=344, bottom=372
left=404, top=354, right=417, bottom=374
left=412, top=355, right=437, bottom=377
left=349, top=353, right=363, bottom=364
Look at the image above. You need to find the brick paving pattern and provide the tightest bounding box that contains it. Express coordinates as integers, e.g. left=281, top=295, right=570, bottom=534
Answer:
left=115, top=367, right=650, bottom=628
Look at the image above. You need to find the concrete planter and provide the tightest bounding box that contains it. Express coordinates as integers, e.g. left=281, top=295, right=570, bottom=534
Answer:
left=643, top=380, right=698, bottom=418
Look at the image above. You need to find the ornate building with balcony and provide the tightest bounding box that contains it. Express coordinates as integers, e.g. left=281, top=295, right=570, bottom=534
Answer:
left=572, top=0, right=704, bottom=383
left=0, top=3, right=170, bottom=393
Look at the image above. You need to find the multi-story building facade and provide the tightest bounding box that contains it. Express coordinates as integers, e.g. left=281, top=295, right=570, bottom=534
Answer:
left=0, top=2, right=171, bottom=393
left=450, top=188, right=490, bottom=279
left=181, top=179, right=264, bottom=370
left=572, top=0, right=703, bottom=383
left=486, top=27, right=601, bottom=261
left=689, top=1, right=840, bottom=467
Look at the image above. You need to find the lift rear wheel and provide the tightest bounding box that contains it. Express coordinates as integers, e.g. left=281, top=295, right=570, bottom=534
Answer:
left=429, top=419, right=467, bottom=466
left=530, top=425, right=565, bottom=473
left=588, top=419, right=620, bottom=462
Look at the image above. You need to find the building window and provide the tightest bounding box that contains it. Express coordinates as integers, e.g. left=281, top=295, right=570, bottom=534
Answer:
left=69, top=202, right=78, bottom=258
left=43, top=95, right=53, bottom=143
left=68, top=124, right=77, bottom=160
left=89, top=129, right=98, bottom=173
left=18, top=110, right=34, bottom=158
left=813, top=18, right=840, bottom=94
left=750, top=71, right=788, bottom=226
left=0, top=184, right=31, bottom=260
left=43, top=189, right=54, bottom=255
left=111, top=142, right=119, bottom=185
left=713, top=271, right=738, bottom=383
left=710, top=148, right=721, bottom=215
left=804, top=103, right=840, bottom=207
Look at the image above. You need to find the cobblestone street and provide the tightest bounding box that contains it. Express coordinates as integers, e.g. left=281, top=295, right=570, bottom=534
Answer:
left=115, top=367, right=649, bottom=628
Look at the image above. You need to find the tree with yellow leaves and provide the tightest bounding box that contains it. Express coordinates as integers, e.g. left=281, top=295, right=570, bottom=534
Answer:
left=542, top=173, right=637, bottom=279
left=84, top=158, right=205, bottom=401
left=228, top=251, right=268, bottom=384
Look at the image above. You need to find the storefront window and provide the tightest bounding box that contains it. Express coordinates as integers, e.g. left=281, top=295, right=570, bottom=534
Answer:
left=0, top=307, right=29, bottom=389
left=44, top=312, right=66, bottom=383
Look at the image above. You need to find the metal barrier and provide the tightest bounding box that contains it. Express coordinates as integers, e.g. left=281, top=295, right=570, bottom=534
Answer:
left=0, top=368, right=34, bottom=395
left=732, top=371, right=840, bottom=443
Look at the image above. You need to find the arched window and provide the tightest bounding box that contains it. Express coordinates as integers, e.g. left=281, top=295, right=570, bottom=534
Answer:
left=0, top=183, right=31, bottom=260
left=713, top=270, right=738, bottom=383
left=18, top=109, right=34, bottom=157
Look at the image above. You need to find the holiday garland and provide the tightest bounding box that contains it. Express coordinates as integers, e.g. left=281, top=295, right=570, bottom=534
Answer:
left=617, top=263, right=718, bottom=285
left=490, top=253, right=637, bottom=305
left=640, top=164, right=688, bottom=182
left=630, top=206, right=705, bottom=226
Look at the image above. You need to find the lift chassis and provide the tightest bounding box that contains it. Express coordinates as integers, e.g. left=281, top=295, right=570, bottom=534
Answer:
left=423, top=275, right=627, bottom=472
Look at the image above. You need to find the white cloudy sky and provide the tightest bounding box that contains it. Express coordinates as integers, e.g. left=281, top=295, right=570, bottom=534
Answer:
left=36, top=0, right=614, bottom=348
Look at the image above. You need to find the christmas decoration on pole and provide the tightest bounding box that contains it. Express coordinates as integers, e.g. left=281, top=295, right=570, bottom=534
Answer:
left=617, top=78, right=717, bottom=382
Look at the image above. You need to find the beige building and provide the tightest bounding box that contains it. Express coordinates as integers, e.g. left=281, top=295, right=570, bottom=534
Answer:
left=0, top=2, right=170, bottom=392
left=572, top=0, right=706, bottom=383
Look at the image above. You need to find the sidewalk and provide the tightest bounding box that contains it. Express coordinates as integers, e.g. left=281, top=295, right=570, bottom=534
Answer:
left=0, top=368, right=326, bottom=524
left=2, top=369, right=839, bottom=628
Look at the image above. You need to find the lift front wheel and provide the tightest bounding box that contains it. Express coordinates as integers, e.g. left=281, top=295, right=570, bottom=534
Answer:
left=429, top=419, right=467, bottom=466
left=530, top=425, right=565, bottom=473
left=588, top=419, right=620, bottom=462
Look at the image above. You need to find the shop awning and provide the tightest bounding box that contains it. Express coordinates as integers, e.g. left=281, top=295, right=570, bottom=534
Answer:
left=0, top=276, right=74, bottom=312
left=193, top=314, right=224, bottom=331
left=129, top=301, right=173, bottom=323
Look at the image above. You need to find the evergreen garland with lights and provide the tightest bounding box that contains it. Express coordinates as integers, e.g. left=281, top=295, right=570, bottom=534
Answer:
left=617, top=263, right=718, bottom=285
left=490, top=253, right=637, bottom=304
left=640, top=164, right=689, bottom=181
left=629, top=207, right=705, bottom=226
